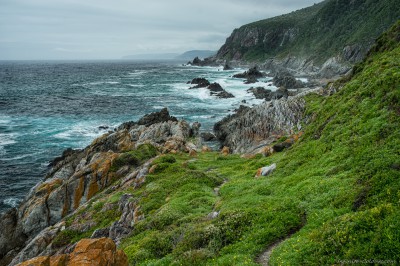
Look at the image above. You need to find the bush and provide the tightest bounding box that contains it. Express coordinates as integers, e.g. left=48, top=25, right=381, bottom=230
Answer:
left=111, top=144, right=158, bottom=171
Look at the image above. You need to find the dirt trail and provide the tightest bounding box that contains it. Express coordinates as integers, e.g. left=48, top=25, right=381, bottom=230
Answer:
left=256, top=213, right=306, bottom=266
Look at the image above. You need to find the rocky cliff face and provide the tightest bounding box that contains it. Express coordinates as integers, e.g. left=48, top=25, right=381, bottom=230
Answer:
left=214, top=89, right=321, bottom=154
left=216, top=0, right=400, bottom=77
left=0, top=108, right=201, bottom=266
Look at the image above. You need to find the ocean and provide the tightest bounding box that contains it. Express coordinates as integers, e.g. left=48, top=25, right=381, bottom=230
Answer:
left=0, top=60, right=275, bottom=214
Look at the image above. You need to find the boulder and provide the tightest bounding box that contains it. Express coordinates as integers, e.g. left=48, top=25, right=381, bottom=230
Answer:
left=272, top=138, right=295, bottom=152
left=16, top=256, right=49, bottom=266
left=207, top=83, right=234, bottom=98
left=214, top=91, right=234, bottom=99
left=201, top=132, right=216, bottom=141
left=207, top=83, right=224, bottom=92
left=137, top=108, right=178, bottom=127
left=272, top=71, right=304, bottom=89
left=233, top=66, right=265, bottom=79
left=247, top=87, right=272, bottom=100
left=188, top=78, right=210, bottom=89
left=201, top=146, right=212, bottom=152
left=271, top=87, right=289, bottom=100
left=190, top=122, right=201, bottom=137
left=69, top=238, right=128, bottom=266
left=255, top=163, right=277, bottom=177
left=221, top=146, right=230, bottom=156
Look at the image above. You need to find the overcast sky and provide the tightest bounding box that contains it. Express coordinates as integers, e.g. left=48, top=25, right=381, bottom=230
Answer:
left=0, top=0, right=320, bottom=60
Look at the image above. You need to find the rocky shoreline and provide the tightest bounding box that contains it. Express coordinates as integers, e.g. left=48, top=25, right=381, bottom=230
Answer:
left=0, top=63, right=331, bottom=266
left=0, top=108, right=205, bottom=265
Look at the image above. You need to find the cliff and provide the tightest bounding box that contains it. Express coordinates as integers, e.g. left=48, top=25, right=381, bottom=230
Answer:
left=216, top=0, right=400, bottom=77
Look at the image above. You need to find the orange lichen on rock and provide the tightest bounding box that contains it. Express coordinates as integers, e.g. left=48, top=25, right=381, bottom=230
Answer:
left=17, top=256, right=50, bottom=266
left=189, top=149, right=197, bottom=157
left=69, top=238, right=127, bottom=266
left=73, top=176, right=85, bottom=210
left=201, top=146, right=212, bottom=152
left=16, top=238, right=128, bottom=266
left=221, top=146, right=230, bottom=156
left=50, top=254, right=69, bottom=266
left=86, top=177, right=99, bottom=201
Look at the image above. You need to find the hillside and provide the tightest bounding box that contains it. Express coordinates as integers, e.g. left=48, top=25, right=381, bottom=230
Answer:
left=3, top=21, right=399, bottom=265
left=216, top=0, right=400, bottom=75
left=175, top=50, right=216, bottom=60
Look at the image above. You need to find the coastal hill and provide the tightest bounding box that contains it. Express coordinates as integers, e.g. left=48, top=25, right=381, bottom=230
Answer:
left=2, top=20, right=399, bottom=265
left=215, top=0, right=400, bottom=76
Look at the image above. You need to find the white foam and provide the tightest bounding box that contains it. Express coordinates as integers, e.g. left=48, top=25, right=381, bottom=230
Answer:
left=128, top=71, right=147, bottom=76
left=3, top=197, right=22, bottom=208
left=297, top=77, right=308, bottom=82
left=53, top=122, right=106, bottom=141
left=0, top=133, right=17, bottom=155
left=87, top=81, right=120, bottom=86
left=127, top=84, right=144, bottom=88
left=0, top=115, right=11, bottom=124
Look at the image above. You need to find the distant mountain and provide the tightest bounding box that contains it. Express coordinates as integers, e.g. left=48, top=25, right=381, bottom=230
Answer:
left=216, top=0, right=400, bottom=75
left=121, top=50, right=216, bottom=61
left=175, top=50, right=216, bottom=60
left=121, top=53, right=180, bottom=60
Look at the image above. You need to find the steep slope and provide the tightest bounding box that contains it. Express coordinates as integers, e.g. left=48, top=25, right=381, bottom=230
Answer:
left=14, top=20, right=400, bottom=266
left=216, top=0, right=400, bottom=75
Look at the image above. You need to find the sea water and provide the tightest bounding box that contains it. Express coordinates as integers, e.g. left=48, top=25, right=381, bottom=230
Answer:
left=0, top=60, right=276, bottom=213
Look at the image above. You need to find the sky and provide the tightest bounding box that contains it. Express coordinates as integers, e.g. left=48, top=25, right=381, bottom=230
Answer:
left=0, top=0, right=320, bottom=60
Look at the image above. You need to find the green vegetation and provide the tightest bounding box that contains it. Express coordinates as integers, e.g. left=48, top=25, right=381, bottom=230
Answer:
left=53, top=22, right=399, bottom=265
left=219, top=0, right=400, bottom=63
left=117, top=21, right=398, bottom=264
left=53, top=205, right=121, bottom=248
left=111, top=144, right=158, bottom=172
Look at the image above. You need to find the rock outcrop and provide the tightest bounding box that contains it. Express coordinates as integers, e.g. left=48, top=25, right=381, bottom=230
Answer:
left=187, top=79, right=234, bottom=99
left=0, top=108, right=200, bottom=266
left=233, top=66, right=265, bottom=83
left=214, top=89, right=319, bottom=153
left=247, top=87, right=288, bottom=101
left=272, top=71, right=304, bottom=89
left=189, top=56, right=218, bottom=67
left=16, top=238, right=128, bottom=266
left=188, top=78, right=210, bottom=89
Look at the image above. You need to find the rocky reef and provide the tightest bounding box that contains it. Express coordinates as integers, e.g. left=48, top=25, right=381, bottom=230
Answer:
left=188, top=78, right=234, bottom=98
left=0, top=108, right=201, bottom=266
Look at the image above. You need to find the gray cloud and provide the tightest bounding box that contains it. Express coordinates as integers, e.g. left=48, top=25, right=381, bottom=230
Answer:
left=0, top=0, right=320, bottom=60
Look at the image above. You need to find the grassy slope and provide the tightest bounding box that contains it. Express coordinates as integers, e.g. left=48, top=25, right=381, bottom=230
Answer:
left=55, top=22, right=399, bottom=265
left=221, top=0, right=400, bottom=63
left=119, top=21, right=398, bottom=265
